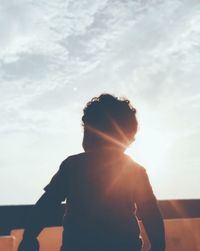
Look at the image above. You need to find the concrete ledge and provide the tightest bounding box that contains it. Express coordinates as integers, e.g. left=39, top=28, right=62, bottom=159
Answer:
left=0, top=235, right=15, bottom=251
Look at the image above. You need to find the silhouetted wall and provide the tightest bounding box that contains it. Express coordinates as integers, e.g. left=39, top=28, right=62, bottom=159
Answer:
left=0, top=200, right=200, bottom=236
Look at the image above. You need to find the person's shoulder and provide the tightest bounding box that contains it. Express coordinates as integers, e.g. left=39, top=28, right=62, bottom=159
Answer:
left=60, top=152, right=86, bottom=167
left=123, top=153, right=146, bottom=173
left=123, top=154, right=151, bottom=186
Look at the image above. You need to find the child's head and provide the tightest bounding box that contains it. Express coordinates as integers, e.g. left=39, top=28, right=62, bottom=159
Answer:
left=82, top=94, right=138, bottom=151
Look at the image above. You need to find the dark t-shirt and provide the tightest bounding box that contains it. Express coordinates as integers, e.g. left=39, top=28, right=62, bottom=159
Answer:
left=44, top=150, right=156, bottom=251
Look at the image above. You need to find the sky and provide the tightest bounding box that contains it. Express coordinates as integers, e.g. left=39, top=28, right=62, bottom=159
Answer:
left=0, top=0, right=200, bottom=205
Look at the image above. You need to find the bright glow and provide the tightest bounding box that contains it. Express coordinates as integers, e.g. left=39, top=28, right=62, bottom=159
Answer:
left=125, top=110, right=174, bottom=199
left=126, top=128, right=171, bottom=175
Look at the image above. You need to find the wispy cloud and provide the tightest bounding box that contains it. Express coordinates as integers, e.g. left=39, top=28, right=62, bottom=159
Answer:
left=1, top=0, right=200, bottom=203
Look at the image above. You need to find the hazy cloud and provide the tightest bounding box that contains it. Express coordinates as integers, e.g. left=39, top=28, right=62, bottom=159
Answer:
left=1, top=0, right=200, bottom=203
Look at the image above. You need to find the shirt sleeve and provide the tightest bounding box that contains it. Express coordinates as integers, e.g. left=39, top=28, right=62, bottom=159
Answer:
left=134, top=167, right=157, bottom=208
left=133, top=167, right=166, bottom=250
left=44, top=158, right=71, bottom=202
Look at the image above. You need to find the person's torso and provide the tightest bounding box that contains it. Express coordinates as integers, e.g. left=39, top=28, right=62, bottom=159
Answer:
left=62, top=150, right=141, bottom=241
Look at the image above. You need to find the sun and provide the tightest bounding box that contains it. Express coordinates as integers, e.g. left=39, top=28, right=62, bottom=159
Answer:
left=126, top=127, right=171, bottom=178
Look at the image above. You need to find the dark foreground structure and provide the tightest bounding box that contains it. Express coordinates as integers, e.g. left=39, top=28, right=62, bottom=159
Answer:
left=0, top=199, right=200, bottom=236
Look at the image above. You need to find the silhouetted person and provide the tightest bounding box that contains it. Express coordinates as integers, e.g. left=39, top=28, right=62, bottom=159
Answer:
left=18, top=94, right=165, bottom=251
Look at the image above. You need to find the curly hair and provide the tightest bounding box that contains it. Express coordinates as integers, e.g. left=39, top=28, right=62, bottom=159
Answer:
left=82, top=94, right=138, bottom=150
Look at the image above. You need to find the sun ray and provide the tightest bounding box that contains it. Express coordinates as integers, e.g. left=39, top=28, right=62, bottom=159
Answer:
left=85, top=124, right=126, bottom=149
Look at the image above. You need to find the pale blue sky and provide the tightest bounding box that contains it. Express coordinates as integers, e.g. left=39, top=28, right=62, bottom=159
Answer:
left=0, top=0, right=200, bottom=204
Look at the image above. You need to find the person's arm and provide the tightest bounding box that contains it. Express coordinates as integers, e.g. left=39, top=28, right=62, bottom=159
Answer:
left=18, top=160, right=69, bottom=251
left=135, top=168, right=165, bottom=251
left=18, top=191, right=63, bottom=251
